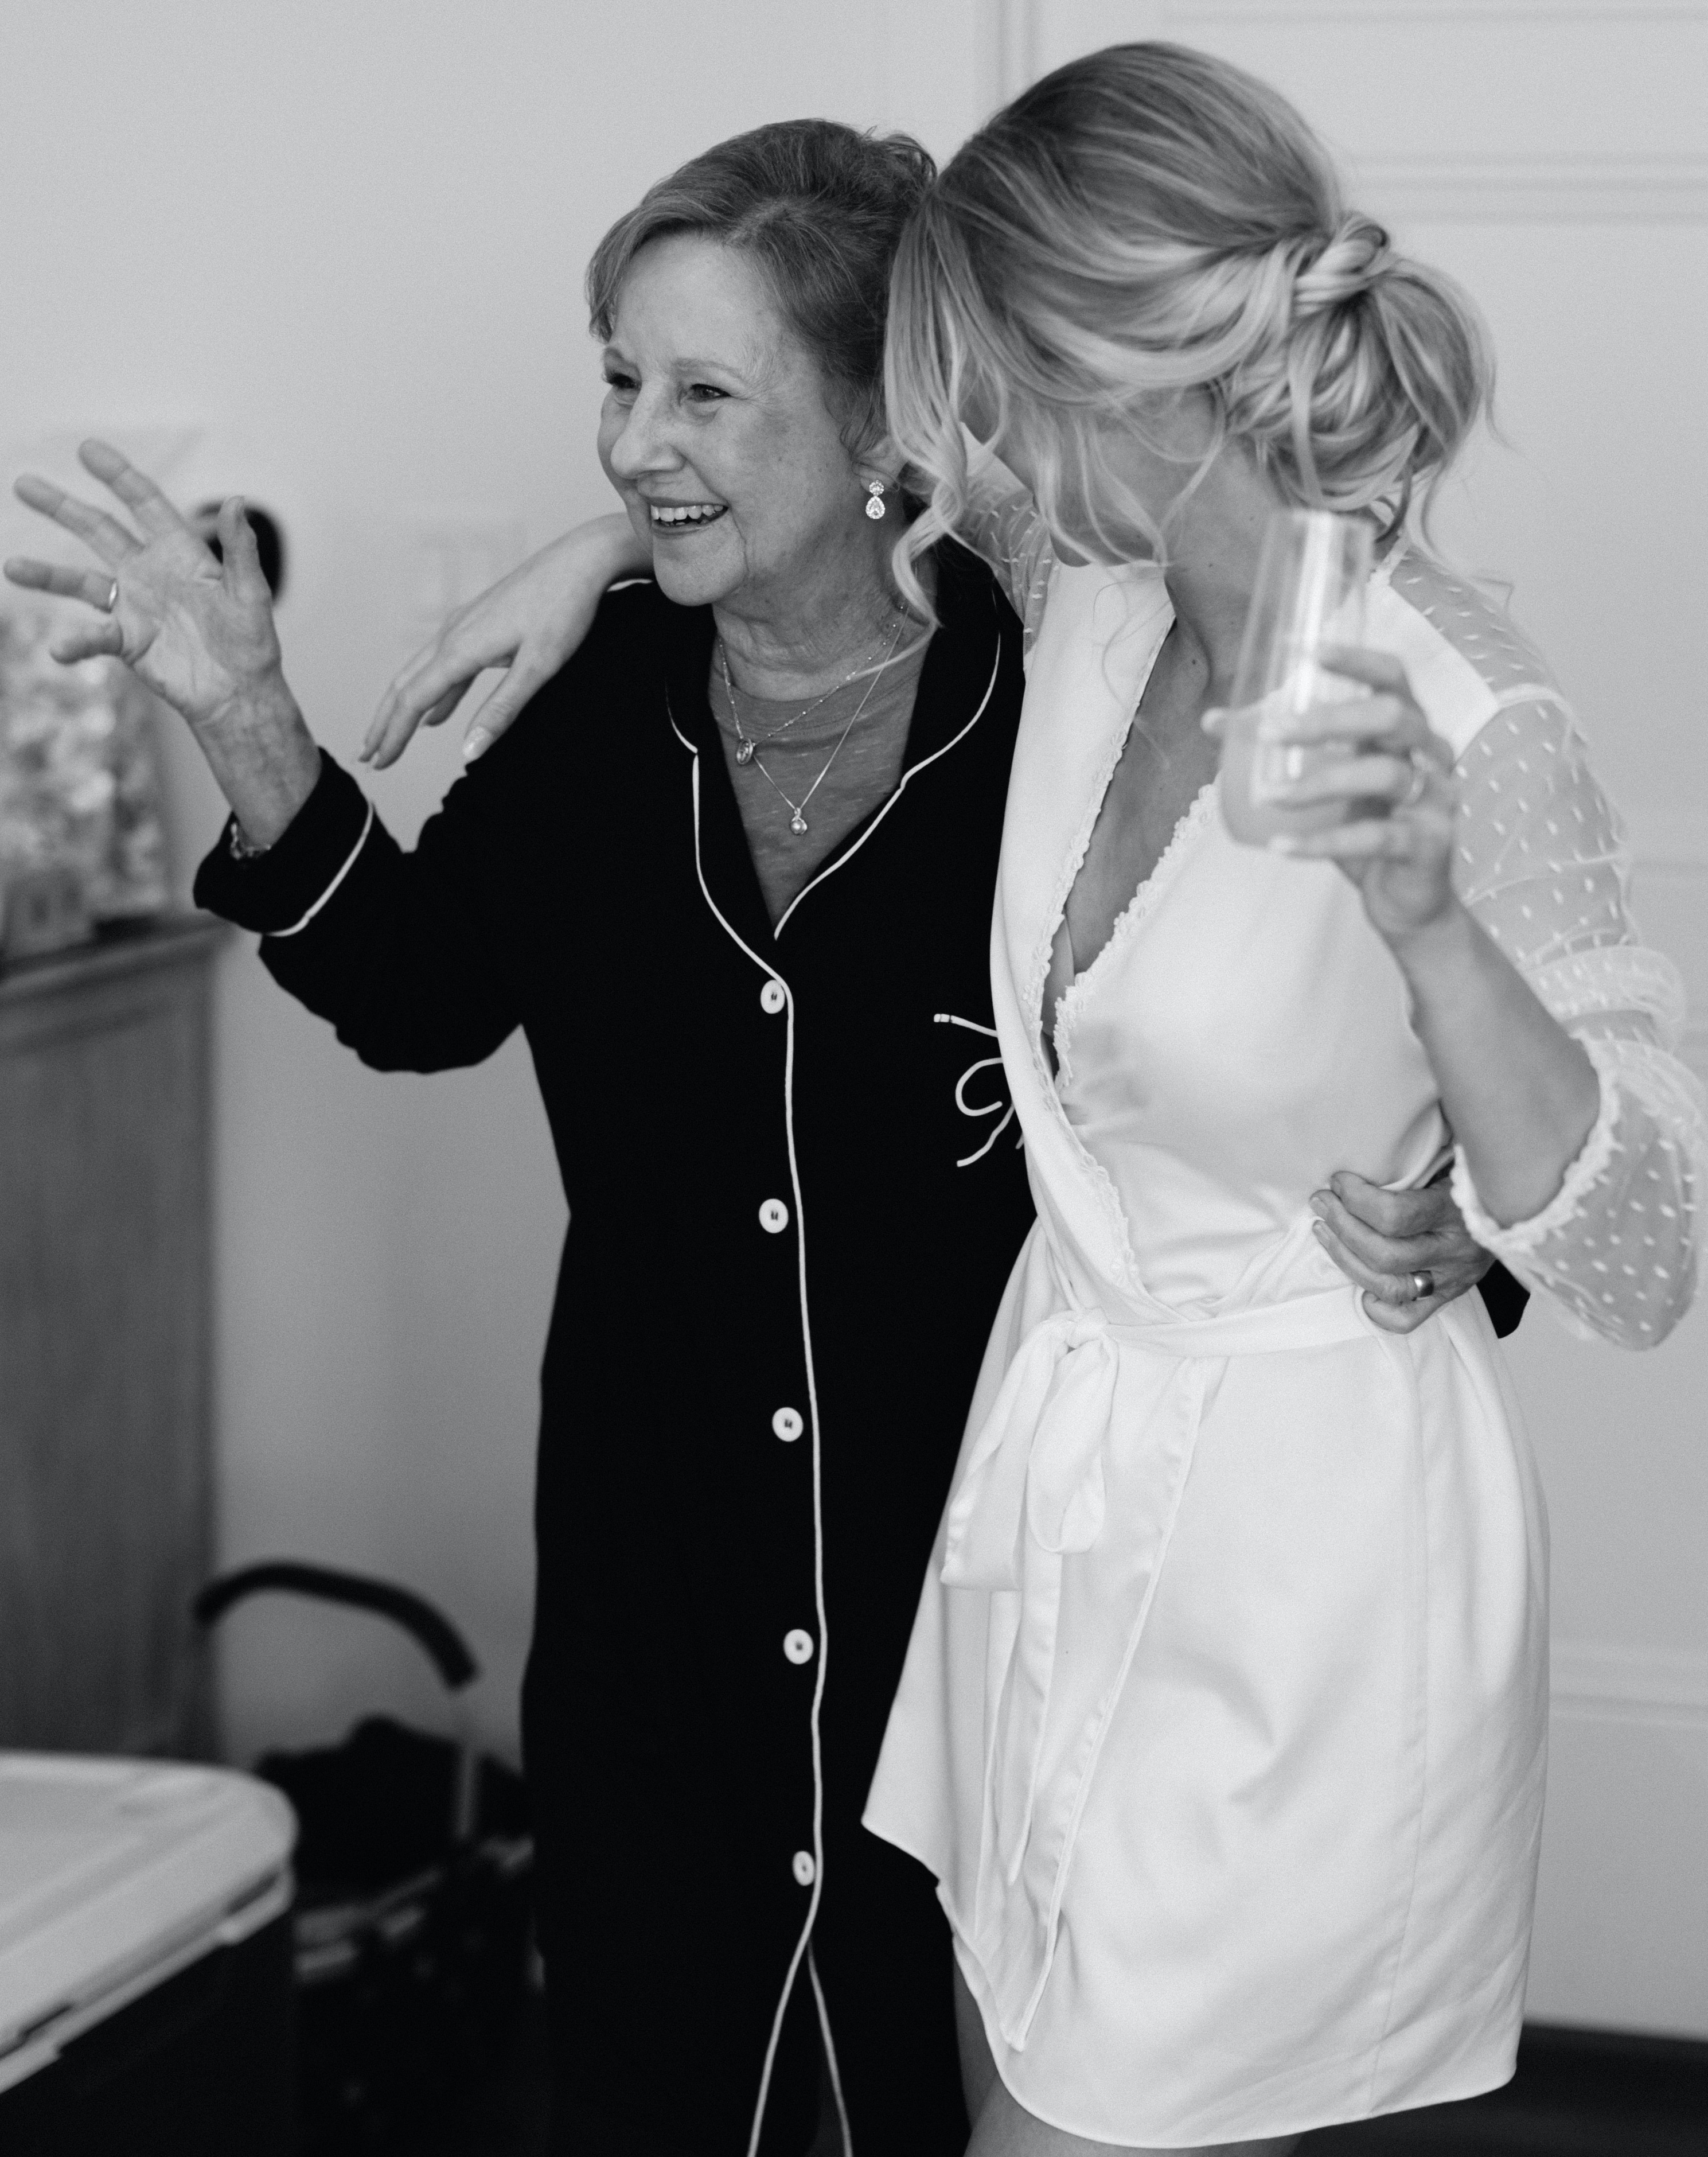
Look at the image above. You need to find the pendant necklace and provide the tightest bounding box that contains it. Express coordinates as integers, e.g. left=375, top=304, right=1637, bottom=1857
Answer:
left=717, top=616, right=901, bottom=767
left=720, top=614, right=907, bottom=836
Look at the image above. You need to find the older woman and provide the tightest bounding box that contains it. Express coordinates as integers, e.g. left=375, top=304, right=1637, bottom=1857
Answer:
left=11, top=114, right=1521, bottom=2157
left=11, top=122, right=1020, bottom=2157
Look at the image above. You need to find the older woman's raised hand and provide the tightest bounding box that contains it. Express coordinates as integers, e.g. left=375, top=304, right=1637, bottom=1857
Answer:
left=7, top=440, right=321, bottom=847
left=6, top=440, right=284, bottom=736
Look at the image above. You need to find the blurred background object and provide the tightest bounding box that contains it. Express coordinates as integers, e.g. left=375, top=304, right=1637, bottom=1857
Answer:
left=192, top=499, right=287, bottom=600
left=0, top=598, right=169, bottom=954
left=0, top=915, right=221, bottom=1757
left=193, top=1564, right=535, bottom=2155
left=0, top=1757, right=296, bottom=2157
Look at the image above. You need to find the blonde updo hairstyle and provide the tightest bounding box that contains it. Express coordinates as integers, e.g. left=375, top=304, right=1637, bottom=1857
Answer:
left=888, top=41, right=1494, bottom=605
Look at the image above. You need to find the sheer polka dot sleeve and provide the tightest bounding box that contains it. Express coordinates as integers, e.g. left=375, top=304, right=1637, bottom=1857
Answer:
left=1446, top=692, right=1704, bottom=1346
left=960, top=453, right=1055, bottom=656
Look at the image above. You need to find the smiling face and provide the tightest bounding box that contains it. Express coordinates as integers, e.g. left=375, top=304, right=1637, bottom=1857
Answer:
left=597, top=233, right=881, bottom=620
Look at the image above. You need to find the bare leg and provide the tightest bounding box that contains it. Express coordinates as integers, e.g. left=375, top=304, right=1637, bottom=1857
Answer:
left=954, top=1963, right=1300, bottom=2157
left=953, top=1955, right=1001, bottom=2126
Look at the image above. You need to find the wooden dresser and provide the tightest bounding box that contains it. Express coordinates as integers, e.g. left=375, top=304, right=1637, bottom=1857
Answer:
left=0, top=916, right=223, bottom=1755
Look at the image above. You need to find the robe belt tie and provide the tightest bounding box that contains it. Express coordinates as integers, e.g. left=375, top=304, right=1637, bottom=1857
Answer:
left=941, top=1284, right=1372, bottom=1901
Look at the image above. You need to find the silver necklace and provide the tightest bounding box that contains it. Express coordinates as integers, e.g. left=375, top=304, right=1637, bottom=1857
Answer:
left=720, top=614, right=907, bottom=836
left=717, top=617, right=902, bottom=766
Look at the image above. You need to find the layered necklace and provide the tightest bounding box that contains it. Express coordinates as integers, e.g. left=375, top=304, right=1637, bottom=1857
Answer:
left=716, top=612, right=908, bottom=836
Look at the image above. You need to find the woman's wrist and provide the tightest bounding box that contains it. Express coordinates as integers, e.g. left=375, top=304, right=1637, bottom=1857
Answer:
left=198, top=662, right=298, bottom=743
left=575, top=509, right=650, bottom=583
left=1383, top=894, right=1479, bottom=986
left=197, top=672, right=323, bottom=848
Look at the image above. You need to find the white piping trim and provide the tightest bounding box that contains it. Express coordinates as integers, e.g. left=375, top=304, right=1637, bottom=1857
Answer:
left=808, top=1942, right=853, bottom=2157
left=772, top=639, right=1005, bottom=938
left=264, top=799, right=376, bottom=939
left=935, top=1015, right=1017, bottom=1166
left=954, top=1057, right=1005, bottom=1119
left=672, top=637, right=1004, bottom=2135
left=669, top=698, right=830, bottom=2157
left=954, top=1093, right=1017, bottom=1168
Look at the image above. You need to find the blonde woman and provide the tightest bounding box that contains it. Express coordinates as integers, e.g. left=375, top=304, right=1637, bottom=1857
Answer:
left=855, top=41, right=1703, bottom=2157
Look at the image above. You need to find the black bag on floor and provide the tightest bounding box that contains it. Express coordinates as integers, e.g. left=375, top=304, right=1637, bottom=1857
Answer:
left=194, top=1563, right=535, bottom=2153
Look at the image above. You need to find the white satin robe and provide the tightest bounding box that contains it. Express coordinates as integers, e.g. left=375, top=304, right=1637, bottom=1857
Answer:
left=864, top=557, right=1559, bottom=2147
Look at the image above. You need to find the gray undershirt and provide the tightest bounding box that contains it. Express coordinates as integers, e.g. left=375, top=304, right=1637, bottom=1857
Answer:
left=709, top=634, right=930, bottom=924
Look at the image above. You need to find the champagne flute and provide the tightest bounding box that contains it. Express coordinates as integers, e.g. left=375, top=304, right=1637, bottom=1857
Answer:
left=1219, top=509, right=1373, bottom=848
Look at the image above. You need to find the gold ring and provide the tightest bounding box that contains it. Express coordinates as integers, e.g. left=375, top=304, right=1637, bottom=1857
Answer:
left=103, top=578, right=119, bottom=614
left=1410, top=1269, right=1434, bottom=1300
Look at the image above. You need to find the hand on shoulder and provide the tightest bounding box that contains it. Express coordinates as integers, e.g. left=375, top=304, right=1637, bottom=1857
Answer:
left=362, top=512, right=648, bottom=770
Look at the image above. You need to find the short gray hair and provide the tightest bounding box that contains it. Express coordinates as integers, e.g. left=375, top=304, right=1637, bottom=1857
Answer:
left=587, top=119, right=935, bottom=455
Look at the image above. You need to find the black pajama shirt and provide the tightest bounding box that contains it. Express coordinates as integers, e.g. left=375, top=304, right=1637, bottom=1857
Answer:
left=195, top=544, right=1036, bottom=2156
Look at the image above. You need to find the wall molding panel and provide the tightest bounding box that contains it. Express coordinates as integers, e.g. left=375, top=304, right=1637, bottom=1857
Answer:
left=1169, top=2, right=1708, bottom=23
left=974, top=0, right=1038, bottom=116
left=982, top=2, right=1708, bottom=201
left=1355, top=155, right=1708, bottom=224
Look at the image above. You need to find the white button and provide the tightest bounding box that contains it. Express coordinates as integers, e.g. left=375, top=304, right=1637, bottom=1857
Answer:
left=772, top=1407, right=804, bottom=1443
left=783, top=1628, right=815, bottom=1665
left=792, top=1850, right=816, bottom=1886
left=760, top=979, right=786, bottom=1014
left=759, top=1198, right=790, bottom=1235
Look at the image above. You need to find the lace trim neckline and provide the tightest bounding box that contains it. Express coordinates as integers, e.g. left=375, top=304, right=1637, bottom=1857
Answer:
left=1052, top=778, right=1220, bottom=1091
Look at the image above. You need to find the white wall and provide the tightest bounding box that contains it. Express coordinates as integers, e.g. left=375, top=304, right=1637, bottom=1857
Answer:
left=3, top=0, right=979, bottom=1765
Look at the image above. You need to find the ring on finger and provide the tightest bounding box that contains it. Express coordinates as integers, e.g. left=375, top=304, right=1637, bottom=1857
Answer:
left=1399, top=748, right=1429, bottom=808
left=1410, top=1268, right=1434, bottom=1301
left=102, top=578, right=119, bottom=615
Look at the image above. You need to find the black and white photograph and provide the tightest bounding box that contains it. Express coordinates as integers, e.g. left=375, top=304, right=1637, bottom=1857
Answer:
left=1, top=5, right=1704, bottom=2154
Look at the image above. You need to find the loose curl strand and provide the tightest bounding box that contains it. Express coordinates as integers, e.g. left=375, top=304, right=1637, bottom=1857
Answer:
left=888, top=41, right=1495, bottom=622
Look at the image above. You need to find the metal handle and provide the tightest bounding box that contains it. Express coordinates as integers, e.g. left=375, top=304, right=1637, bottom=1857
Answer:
left=192, top=1561, right=478, bottom=1692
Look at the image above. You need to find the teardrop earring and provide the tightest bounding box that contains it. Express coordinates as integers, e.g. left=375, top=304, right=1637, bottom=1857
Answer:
left=864, top=480, right=887, bottom=521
